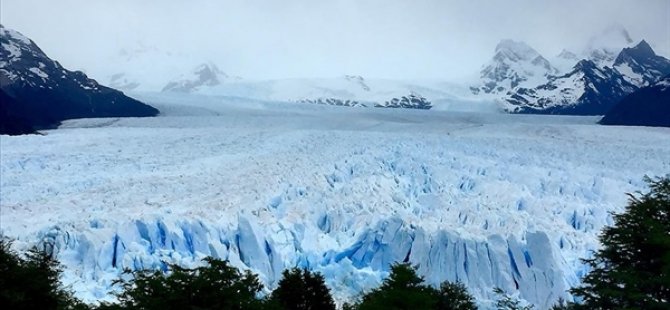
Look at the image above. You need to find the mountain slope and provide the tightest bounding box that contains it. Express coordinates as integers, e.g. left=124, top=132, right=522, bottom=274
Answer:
left=472, top=40, right=558, bottom=95
left=0, top=25, right=159, bottom=134
left=584, top=24, right=635, bottom=68
left=0, top=88, right=34, bottom=135
left=162, top=62, right=233, bottom=93
left=600, top=75, right=670, bottom=127
left=506, top=60, right=636, bottom=115
left=613, top=40, right=670, bottom=87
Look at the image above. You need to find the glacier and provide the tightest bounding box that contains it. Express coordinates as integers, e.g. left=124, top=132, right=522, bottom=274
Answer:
left=1, top=93, right=669, bottom=309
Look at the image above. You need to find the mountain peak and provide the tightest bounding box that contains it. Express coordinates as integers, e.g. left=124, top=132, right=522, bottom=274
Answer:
left=613, top=39, right=670, bottom=87
left=494, top=40, right=539, bottom=61
left=628, top=40, right=656, bottom=58
left=573, top=59, right=597, bottom=71
left=0, top=24, right=33, bottom=46
left=557, top=49, right=578, bottom=60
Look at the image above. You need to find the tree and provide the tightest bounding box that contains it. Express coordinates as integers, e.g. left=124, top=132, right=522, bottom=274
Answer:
left=570, top=176, right=670, bottom=309
left=113, top=257, right=265, bottom=310
left=0, top=239, right=88, bottom=310
left=436, top=281, right=477, bottom=310
left=269, top=267, right=335, bottom=310
left=493, top=287, right=533, bottom=310
left=352, top=263, right=439, bottom=310
left=549, top=298, right=575, bottom=310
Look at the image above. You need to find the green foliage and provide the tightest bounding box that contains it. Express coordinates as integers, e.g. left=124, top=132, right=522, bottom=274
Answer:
left=549, top=298, right=576, bottom=310
left=113, top=257, right=265, bottom=310
left=347, top=263, right=477, bottom=310
left=436, top=281, right=477, bottom=310
left=493, top=287, right=533, bottom=310
left=269, top=267, right=335, bottom=310
left=0, top=239, right=88, bottom=310
left=352, top=262, right=438, bottom=310
left=570, top=176, right=670, bottom=309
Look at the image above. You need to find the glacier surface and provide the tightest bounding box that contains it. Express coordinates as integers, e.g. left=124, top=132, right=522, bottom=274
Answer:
left=1, top=93, right=669, bottom=308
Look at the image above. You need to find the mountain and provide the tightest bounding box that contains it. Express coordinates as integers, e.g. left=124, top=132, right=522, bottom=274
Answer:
left=0, top=25, right=158, bottom=134
left=375, top=93, right=432, bottom=109
left=600, top=74, right=670, bottom=127
left=471, top=40, right=558, bottom=95
left=584, top=24, right=635, bottom=68
left=0, top=88, right=34, bottom=135
left=612, top=40, right=670, bottom=87
left=552, top=49, right=581, bottom=73
left=505, top=60, right=636, bottom=115
left=295, top=98, right=369, bottom=107
left=162, top=63, right=233, bottom=93
left=295, top=92, right=432, bottom=110
left=504, top=39, right=670, bottom=115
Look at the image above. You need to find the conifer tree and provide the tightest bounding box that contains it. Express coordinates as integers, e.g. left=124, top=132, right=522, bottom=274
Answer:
left=270, top=267, right=335, bottom=310
left=571, top=176, right=670, bottom=309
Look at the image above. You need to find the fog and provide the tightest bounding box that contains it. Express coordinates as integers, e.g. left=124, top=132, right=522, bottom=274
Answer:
left=2, top=0, right=669, bottom=80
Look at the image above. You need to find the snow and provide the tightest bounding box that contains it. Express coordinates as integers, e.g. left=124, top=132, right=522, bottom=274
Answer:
left=655, top=78, right=670, bottom=91
left=28, top=67, right=49, bottom=79
left=1, top=93, right=669, bottom=309
left=552, top=50, right=579, bottom=74
left=1, top=42, right=22, bottom=59
left=584, top=24, right=635, bottom=68
left=475, top=40, right=558, bottom=95
left=0, top=68, right=18, bottom=81
left=614, top=62, right=645, bottom=87
left=0, top=25, right=33, bottom=45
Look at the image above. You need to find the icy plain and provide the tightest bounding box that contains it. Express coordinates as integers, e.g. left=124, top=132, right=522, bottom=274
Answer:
left=1, top=93, right=669, bottom=308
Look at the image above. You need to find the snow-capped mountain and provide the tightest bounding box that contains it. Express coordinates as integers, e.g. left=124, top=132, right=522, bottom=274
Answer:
left=504, top=40, right=670, bottom=115
left=0, top=25, right=158, bottom=134
left=100, top=44, right=235, bottom=93
left=295, top=92, right=432, bottom=110
left=295, top=98, right=369, bottom=108
left=600, top=74, right=670, bottom=127
left=505, top=60, right=636, bottom=115
left=200, top=76, right=468, bottom=109
left=584, top=24, right=635, bottom=68
left=612, top=40, right=670, bottom=87
left=552, top=49, right=581, bottom=74
left=162, top=63, right=233, bottom=93
left=471, top=40, right=558, bottom=95
left=375, top=93, right=432, bottom=109
left=294, top=90, right=432, bottom=110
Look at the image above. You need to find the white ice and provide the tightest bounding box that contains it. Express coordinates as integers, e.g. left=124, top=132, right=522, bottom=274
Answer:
left=1, top=93, right=669, bottom=309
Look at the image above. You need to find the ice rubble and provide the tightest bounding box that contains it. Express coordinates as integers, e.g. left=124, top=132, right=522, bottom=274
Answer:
left=1, top=95, right=669, bottom=308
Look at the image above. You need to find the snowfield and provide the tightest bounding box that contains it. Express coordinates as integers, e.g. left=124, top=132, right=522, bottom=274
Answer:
left=1, top=94, right=669, bottom=308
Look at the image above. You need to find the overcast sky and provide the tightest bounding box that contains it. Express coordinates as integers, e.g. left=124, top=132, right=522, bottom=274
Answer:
left=2, top=0, right=669, bottom=80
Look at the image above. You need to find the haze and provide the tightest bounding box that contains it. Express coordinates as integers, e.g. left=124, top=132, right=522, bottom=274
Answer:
left=2, top=0, right=669, bottom=80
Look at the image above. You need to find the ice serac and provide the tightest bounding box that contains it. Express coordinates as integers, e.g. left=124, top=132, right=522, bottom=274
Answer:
left=31, top=214, right=567, bottom=308
left=471, top=40, right=558, bottom=95
left=333, top=218, right=565, bottom=306
left=2, top=106, right=668, bottom=308
left=0, top=24, right=159, bottom=134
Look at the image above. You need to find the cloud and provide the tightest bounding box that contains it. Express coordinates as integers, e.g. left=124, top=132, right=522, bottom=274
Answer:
left=2, top=0, right=669, bottom=80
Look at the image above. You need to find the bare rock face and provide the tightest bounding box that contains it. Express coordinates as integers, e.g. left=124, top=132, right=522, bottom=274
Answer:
left=601, top=74, right=670, bottom=127
left=0, top=24, right=158, bottom=135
